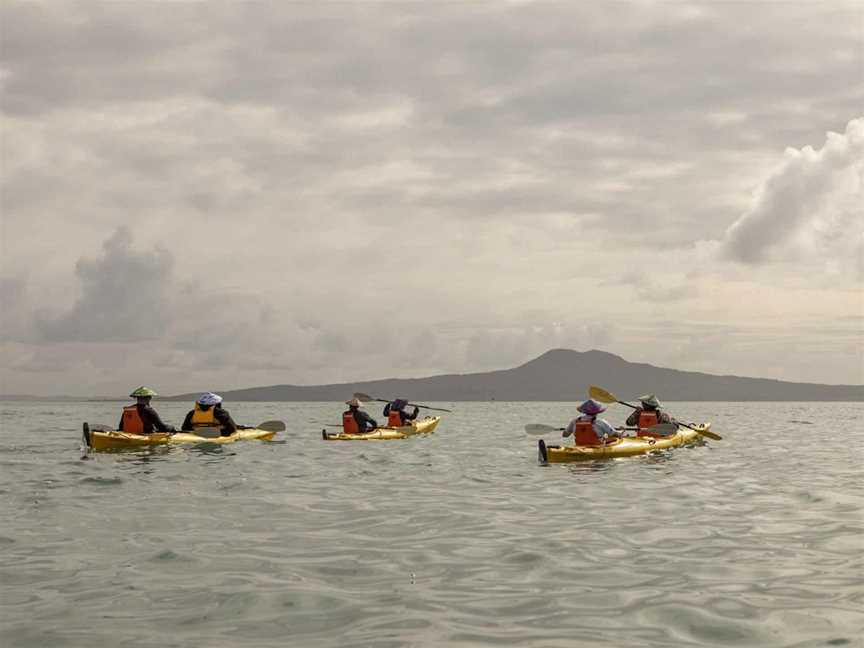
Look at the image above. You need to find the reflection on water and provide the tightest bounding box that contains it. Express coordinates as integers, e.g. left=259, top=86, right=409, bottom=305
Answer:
left=0, top=400, right=862, bottom=648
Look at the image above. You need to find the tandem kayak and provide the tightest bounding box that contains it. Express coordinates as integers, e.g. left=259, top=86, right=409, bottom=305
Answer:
left=322, top=416, right=440, bottom=441
left=82, top=422, right=281, bottom=451
left=538, top=424, right=711, bottom=463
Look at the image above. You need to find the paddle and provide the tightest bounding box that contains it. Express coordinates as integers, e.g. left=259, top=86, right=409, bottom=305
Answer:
left=353, top=392, right=453, bottom=413
left=255, top=420, right=286, bottom=432
left=524, top=423, right=678, bottom=436
left=589, top=385, right=722, bottom=441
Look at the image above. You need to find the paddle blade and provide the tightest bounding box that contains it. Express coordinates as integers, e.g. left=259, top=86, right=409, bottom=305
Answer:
left=694, top=425, right=722, bottom=440
left=257, top=420, right=286, bottom=432
left=647, top=423, right=678, bottom=436
left=525, top=424, right=563, bottom=435
left=589, top=385, right=618, bottom=404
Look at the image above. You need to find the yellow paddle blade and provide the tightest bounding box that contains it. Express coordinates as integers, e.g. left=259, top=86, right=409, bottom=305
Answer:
left=692, top=425, right=722, bottom=441
left=589, top=385, right=618, bottom=403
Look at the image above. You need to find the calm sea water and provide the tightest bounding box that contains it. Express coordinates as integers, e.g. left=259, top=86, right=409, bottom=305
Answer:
left=0, top=401, right=862, bottom=648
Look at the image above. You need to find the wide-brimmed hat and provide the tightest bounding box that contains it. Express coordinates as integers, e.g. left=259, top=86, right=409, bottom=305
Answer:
left=392, top=398, right=408, bottom=410
left=638, top=394, right=661, bottom=408
left=345, top=398, right=363, bottom=407
left=129, top=386, right=157, bottom=398
left=197, top=392, right=223, bottom=406
left=577, top=399, right=606, bottom=415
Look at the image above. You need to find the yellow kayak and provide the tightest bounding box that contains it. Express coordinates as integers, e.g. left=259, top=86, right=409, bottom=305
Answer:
left=322, top=416, right=440, bottom=441
left=83, top=422, right=281, bottom=451
left=538, top=424, right=710, bottom=463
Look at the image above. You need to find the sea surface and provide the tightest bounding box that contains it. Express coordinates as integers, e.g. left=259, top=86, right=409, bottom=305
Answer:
left=1, top=401, right=862, bottom=648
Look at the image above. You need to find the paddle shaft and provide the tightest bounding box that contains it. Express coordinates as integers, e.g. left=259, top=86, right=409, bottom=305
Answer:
left=590, top=385, right=721, bottom=441
left=354, top=392, right=453, bottom=413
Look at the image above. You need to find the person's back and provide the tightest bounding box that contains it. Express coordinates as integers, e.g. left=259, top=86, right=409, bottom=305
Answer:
left=182, top=393, right=237, bottom=437
left=343, top=398, right=377, bottom=434
left=625, top=394, right=674, bottom=434
left=564, top=399, right=618, bottom=445
left=118, top=387, right=175, bottom=434
left=383, top=399, right=419, bottom=427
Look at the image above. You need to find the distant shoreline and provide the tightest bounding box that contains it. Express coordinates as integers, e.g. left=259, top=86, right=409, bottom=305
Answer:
left=4, top=349, right=862, bottom=402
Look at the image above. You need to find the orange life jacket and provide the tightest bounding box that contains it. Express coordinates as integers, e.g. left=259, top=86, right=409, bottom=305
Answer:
left=574, top=420, right=601, bottom=446
left=638, top=410, right=663, bottom=437
left=122, top=405, right=144, bottom=434
left=388, top=409, right=403, bottom=427
left=639, top=411, right=658, bottom=429
left=190, top=404, right=216, bottom=427
left=342, top=410, right=360, bottom=434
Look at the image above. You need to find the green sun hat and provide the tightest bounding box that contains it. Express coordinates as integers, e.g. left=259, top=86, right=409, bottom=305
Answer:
left=637, top=394, right=661, bottom=408
left=129, top=386, right=158, bottom=398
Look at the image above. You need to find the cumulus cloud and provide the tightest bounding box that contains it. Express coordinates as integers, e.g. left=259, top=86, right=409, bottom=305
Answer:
left=36, top=227, right=173, bottom=342
left=720, top=117, right=864, bottom=276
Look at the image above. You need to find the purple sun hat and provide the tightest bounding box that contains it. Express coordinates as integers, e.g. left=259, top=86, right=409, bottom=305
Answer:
left=577, top=398, right=607, bottom=415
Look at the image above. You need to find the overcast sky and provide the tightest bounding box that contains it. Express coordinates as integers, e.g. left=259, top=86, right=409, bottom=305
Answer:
left=1, top=1, right=862, bottom=396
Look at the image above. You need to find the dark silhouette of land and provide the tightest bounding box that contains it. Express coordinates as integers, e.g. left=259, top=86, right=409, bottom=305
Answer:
left=166, top=349, right=863, bottom=402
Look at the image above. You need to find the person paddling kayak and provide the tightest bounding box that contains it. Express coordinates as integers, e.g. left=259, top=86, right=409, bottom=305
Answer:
left=118, top=387, right=176, bottom=434
left=563, top=399, right=620, bottom=445
left=625, top=394, right=675, bottom=434
left=383, top=399, right=419, bottom=426
left=181, top=392, right=238, bottom=437
left=343, top=398, right=378, bottom=434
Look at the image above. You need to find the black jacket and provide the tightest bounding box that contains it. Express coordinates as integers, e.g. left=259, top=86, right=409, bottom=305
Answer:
left=625, top=407, right=674, bottom=427
left=181, top=405, right=238, bottom=435
left=346, top=408, right=377, bottom=432
left=118, top=403, right=175, bottom=434
left=382, top=402, right=419, bottom=425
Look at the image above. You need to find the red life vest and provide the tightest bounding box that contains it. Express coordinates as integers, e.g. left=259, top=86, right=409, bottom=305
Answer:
left=639, top=411, right=658, bottom=429
left=342, top=410, right=360, bottom=434
left=638, top=410, right=662, bottom=437
left=574, top=420, right=601, bottom=446
left=122, top=405, right=145, bottom=434
left=388, top=410, right=403, bottom=427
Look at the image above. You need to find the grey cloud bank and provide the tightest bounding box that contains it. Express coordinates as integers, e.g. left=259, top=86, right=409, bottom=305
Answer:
left=1, top=1, right=862, bottom=396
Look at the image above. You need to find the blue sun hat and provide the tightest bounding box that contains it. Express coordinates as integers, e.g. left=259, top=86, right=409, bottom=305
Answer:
left=577, top=399, right=606, bottom=415
left=197, top=392, right=223, bottom=406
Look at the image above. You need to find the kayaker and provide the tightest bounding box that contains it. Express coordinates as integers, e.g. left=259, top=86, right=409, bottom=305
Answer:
left=383, top=398, right=419, bottom=427
left=181, top=392, right=238, bottom=437
left=562, top=399, right=620, bottom=445
left=625, top=394, right=675, bottom=431
left=343, top=398, right=378, bottom=434
left=117, top=387, right=176, bottom=434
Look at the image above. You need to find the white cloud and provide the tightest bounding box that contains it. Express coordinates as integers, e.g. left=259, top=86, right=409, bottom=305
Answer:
left=720, top=117, right=863, bottom=277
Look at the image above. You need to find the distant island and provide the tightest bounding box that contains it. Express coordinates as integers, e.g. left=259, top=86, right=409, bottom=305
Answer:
left=165, top=349, right=863, bottom=402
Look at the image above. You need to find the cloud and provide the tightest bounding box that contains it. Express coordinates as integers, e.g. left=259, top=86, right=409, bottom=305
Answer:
left=0, top=276, right=30, bottom=342
left=36, top=227, right=173, bottom=342
left=720, top=117, right=864, bottom=276
left=1, top=2, right=863, bottom=394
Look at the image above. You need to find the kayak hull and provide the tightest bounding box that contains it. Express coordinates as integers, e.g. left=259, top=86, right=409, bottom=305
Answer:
left=83, top=423, right=275, bottom=451
left=539, top=424, right=710, bottom=463
left=322, top=416, right=440, bottom=441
